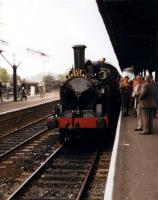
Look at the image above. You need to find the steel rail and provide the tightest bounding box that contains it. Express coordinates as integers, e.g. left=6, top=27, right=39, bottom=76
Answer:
left=7, top=145, right=63, bottom=200
left=0, top=115, right=50, bottom=140
left=76, top=150, right=99, bottom=200
left=0, top=127, right=48, bottom=160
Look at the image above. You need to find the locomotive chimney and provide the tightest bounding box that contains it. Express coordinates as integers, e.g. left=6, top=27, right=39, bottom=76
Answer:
left=72, top=45, right=87, bottom=69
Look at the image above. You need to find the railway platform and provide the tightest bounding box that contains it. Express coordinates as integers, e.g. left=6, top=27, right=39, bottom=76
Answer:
left=0, top=90, right=59, bottom=113
left=105, top=110, right=158, bottom=200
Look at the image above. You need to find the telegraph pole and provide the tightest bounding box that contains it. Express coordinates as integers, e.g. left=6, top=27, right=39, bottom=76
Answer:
left=26, top=48, right=50, bottom=85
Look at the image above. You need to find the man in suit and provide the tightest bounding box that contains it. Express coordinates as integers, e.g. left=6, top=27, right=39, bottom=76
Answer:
left=139, top=75, right=156, bottom=134
left=133, top=75, right=143, bottom=131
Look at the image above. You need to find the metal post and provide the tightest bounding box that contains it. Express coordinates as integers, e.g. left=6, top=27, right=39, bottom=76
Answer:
left=13, top=65, right=17, bottom=101
left=0, top=51, right=18, bottom=101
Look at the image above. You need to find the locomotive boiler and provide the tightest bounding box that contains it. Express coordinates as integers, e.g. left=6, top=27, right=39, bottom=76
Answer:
left=47, top=45, right=121, bottom=143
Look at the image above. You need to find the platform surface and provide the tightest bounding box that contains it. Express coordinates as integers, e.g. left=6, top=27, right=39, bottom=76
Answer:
left=113, top=112, right=158, bottom=200
left=0, top=90, right=59, bottom=113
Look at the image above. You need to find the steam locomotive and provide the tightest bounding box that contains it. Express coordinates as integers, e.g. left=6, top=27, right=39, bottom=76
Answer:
left=47, top=45, right=121, bottom=143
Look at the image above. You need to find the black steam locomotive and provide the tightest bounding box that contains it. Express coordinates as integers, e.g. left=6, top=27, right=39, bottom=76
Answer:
left=47, top=45, right=121, bottom=143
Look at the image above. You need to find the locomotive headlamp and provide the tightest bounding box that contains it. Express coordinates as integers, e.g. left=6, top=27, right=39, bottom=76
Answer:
left=98, top=68, right=110, bottom=80
left=98, top=70, right=108, bottom=80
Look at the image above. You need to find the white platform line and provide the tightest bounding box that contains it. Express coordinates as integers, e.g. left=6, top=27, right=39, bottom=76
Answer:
left=104, top=111, right=122, bottom=200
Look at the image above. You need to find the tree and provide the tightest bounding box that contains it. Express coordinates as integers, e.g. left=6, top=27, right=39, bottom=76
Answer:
left=58, top=73, right=66, bottom=81
left=0, top=67, right=10, bottom=82
left=43, top=74, right=55, bottom=92
left=44, top=74, right=55, bottom=84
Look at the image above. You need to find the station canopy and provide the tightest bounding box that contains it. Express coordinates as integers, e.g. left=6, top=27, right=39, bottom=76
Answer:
left=96, top=0, right=158, bottom=75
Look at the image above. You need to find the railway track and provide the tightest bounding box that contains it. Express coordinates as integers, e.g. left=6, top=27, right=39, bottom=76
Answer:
left=7, top=145, right=111, bottom=200
left=0, top=128, right=60, bottom=200
left=0, top=117, right=49, bottom=160
left=80, top=150, right=111, bottom=200
left=0, top=99, right=59, bottom=136
left=0, top=106, right=113, bottom=200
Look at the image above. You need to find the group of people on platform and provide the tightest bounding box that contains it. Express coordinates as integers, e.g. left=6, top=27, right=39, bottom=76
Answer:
left=120, top=74, right=158, bottom=135
left=0, top=79, right=28, bottom=102
left=85, top=57, right=158, bottom=136
left=0, top=79, right=45, bottom=102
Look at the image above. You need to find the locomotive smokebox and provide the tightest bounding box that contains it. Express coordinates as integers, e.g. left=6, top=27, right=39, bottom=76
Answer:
left=72, top=45, right=87, bottom=69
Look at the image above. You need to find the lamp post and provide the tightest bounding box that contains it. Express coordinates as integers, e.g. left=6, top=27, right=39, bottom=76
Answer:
left=13, top=64, right=17, bottom=101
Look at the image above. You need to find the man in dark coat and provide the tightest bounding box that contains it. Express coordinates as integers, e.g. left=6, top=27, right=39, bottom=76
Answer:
left=139, top=75, right=156, bottom=134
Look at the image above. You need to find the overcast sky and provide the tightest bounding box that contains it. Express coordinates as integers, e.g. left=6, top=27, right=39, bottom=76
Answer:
left=0, top=0, right=120, bottom=80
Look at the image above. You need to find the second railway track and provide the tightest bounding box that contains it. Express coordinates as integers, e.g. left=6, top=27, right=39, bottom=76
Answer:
left=0, top=117, right=49, bottom=160
left=0, top=99, right=59, bottom=137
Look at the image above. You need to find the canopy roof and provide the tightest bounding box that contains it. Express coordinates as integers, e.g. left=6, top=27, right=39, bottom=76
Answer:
left=96, top=0, right=158, bottom=74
